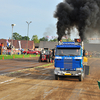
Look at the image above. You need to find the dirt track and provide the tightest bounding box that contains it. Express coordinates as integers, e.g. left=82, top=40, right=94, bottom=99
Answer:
left=0, top=57, right=46, bottom=75
left=0, top=57, right=100, bottom=100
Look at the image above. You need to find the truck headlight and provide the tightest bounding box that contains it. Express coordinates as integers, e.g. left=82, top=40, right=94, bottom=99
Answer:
left=55, top=57, right=62, bottom=59
left=76, top=68, right=82, bottom=70
left=55, top=67, right=60, bottom=71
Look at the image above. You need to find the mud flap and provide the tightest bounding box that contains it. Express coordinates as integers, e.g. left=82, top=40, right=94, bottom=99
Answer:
left=84, top=65, right=90, bottom=75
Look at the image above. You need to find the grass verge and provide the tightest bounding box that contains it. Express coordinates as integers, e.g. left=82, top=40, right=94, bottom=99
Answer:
left=0, top=54, right=40, bottom=60
left=34, top=63, right=54, bottom=68
left=5, top=63, right=54, bottom=76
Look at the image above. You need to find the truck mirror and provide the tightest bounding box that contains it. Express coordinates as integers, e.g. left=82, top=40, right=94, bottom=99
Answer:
left=83, top=50, right=85, bottom=56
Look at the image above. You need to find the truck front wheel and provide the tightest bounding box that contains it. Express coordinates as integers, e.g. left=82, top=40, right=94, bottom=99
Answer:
left=79, top=73, right=84, bottom=81
left=55, top=75, right=59, bottom=80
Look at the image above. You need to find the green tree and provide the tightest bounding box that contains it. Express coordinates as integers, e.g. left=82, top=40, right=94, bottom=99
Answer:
left=49, top=38, right=73, bottom=42
left=13, top=32, right=22, bottom=40
left=22, top=36, right=30, bottom=40
left=49, top=38, right=57, bottom=42
left=39, top=37, right=48, bottom=41
left=31, top=35, right=39, bottom=43
left=13, top=32, right=30, bottom=40
left=62, top=38, right=73, bottom=42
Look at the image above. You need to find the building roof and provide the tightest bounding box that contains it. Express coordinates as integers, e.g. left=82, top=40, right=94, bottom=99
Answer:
left=39, top=41, right=58, bottom=49
left=0, top=39, right=34, bottom=50
left=84, top=43, right=100, bottom=52
left=35, top=43, right=39, bottom=47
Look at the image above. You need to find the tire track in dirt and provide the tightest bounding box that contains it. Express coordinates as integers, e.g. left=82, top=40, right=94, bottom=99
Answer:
left=0, top=57, right=47, bottom=75
left=0, top=58, right=100, bottom=100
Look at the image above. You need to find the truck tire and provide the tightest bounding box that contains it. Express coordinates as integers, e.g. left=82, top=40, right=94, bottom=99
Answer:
left=47, top=58, right=49, bottom=63
left=79, top=73, right=84, bottom=81
left=49, top=58, right=52, bottom=62
left=55, top=75, right=59, bottom=80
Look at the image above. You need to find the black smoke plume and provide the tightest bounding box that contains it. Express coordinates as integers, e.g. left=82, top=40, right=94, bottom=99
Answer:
left=54, top=0, right=100, bottom=41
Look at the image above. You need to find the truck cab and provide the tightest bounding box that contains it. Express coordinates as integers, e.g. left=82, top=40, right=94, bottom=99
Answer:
left=54, top=40, right=87, bottom=81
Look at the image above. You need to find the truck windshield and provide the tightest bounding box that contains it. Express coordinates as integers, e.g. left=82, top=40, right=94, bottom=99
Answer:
left=56, top=48, right=81, bottom=56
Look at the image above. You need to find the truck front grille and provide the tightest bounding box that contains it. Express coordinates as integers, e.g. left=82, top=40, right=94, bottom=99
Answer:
left=64, top=59, right=72, bottom=69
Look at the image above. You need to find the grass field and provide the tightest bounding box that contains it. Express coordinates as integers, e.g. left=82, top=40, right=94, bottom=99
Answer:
left=0, top=54, right=40, bottom=60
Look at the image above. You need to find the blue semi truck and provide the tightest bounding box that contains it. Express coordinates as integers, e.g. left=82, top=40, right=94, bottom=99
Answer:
left=54, top=39, right=89, bottom=81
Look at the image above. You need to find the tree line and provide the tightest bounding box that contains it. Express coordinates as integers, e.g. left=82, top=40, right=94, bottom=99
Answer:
left=13, top=32, right=73, bottom=43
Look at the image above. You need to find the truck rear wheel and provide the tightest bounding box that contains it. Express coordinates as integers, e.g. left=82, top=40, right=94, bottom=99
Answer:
left=49, top=58, right=52, bottom=62
left=55, top=75, right=59, bottom=80
left=47, top=58, right=49, bottom=63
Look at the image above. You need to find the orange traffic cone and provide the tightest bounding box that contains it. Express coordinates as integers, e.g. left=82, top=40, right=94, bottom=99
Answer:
left=23, top=55, right=24, bottom=58
left=2, top=56, right=4, bottom=60
left=30, top=55, right=31, bottom=57
left=13, top=56, right=15, bottom=59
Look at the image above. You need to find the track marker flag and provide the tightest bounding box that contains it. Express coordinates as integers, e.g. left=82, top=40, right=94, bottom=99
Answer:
left=97, top=81, right=100, bottom=89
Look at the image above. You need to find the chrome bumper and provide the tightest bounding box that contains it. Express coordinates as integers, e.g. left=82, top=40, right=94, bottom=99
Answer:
left=54, top=70, right=82, bottom=76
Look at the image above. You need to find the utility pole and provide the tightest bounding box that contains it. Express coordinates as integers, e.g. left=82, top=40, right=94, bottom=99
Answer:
left=26, top=21, right=32, bottom=51
left=11, top=24, right=16, bottom=55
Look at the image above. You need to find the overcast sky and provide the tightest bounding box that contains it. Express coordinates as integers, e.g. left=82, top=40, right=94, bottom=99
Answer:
left=0, top=0, right=63, bottom=40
